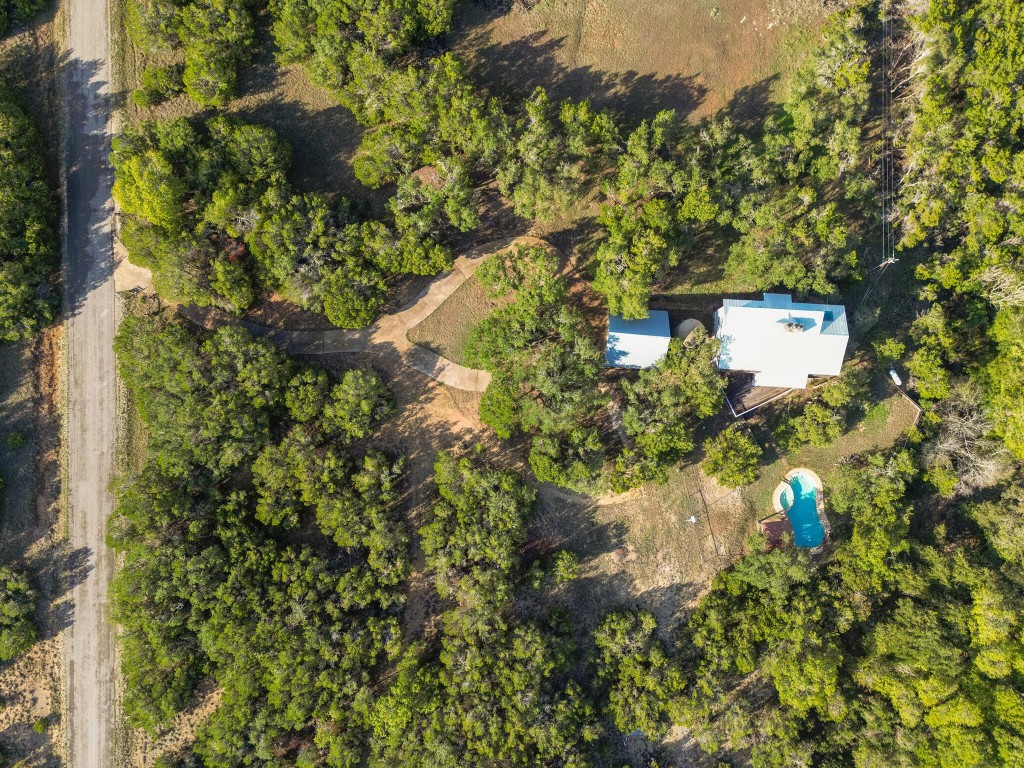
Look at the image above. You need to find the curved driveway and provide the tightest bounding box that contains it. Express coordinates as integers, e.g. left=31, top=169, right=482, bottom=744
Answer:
left=180, top=236, right=550, bottom=392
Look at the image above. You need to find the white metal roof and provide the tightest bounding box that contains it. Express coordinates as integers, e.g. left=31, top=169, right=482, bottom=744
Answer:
left=605, top=311, right=671, bottom=369
left=714, top=294, right=849, bottom=388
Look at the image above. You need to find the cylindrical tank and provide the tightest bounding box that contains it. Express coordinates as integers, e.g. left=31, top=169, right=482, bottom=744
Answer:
left=673, top=319, right=705, bottom=345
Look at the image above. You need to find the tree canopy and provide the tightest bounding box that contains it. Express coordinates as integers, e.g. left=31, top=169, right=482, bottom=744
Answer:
left=0, top=95, right=56, bottom=341
left=111, top=312, right=407, bottom=764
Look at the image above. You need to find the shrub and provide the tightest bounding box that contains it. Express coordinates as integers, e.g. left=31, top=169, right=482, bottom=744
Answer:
left=0, top=566, right=36, bottom=661
left=792, top=403, right=843, bottom=447
left=908, top=347, right=951, bottom=401
left=551, top=550, right=580, bottom=584
left=820, top=368, right=869, bottom=409
left=525, top=560, right=545, bottom=590
left=702, top=425, right=762, bottom=487
left=925, top=465, right=958, bottom=498
left=873, top=337, right=905, bottom=364
left=133, top=64, right=184, bottom=108
left=479, top=380, right=518, bottom=439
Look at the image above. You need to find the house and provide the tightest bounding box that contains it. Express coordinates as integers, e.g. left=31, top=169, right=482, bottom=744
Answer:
left=605, top=311, right=671, bottom=369
left=714, top=293, right=849, bottom=388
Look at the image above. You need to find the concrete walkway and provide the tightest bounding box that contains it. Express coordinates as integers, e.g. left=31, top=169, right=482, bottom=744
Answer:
left=175, top=236, right=550, bottom=392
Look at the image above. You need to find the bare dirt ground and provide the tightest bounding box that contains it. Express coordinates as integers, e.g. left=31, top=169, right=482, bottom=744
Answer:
left=364, top=353, right=494, bottom=643
left=454, top=0, right=828, bottom=120
left=0, top=328, right=67, bottom=768
left=64, top=0, right=121, bottom=763
left=529, top=464, right=738, bottom=635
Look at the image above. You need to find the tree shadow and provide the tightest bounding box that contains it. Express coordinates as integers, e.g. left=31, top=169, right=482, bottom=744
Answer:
left=62, top=52, right=120, bottom=321
left=0, top=718, right=63, bottom=768
left=460, top=30, right=709, bottom=124
left=33, top=542, right=95, bottom=639
left=235, top=88, right=385, bottom=206
left=719, top=74, right=781, bottom=133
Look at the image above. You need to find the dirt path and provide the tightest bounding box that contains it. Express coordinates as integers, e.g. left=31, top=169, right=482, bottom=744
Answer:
left=62, top=0, right=119, bottom=762
left=176, top=236, right=551, bottom=392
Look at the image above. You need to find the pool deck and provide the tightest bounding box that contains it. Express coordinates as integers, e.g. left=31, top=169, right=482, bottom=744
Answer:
left=763, top=467, right=829, bottom=552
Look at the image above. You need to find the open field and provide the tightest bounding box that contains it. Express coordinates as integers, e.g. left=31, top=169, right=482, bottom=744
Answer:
left=524, top=375, right=920, bottom=643
left=532, top=464, right=737, bottom=631
left=454, top=0, right=828, bottom=120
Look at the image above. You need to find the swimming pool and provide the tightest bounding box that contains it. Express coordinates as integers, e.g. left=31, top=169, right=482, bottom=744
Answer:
left=780, top=470, right=825, bottom=548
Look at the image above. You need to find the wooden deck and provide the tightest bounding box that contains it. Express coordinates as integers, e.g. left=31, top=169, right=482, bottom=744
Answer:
left=724, top=372, right=793, bottom=417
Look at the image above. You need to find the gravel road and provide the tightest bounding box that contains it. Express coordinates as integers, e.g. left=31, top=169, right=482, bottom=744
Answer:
left=62, top=0, right=118, bottom=763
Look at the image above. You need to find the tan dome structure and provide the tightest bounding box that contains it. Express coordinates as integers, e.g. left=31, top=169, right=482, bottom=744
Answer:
left=673, top=318, right=705, bottom=346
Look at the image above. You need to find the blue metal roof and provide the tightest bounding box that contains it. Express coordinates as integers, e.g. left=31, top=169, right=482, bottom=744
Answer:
left=721, top=294, right=848, bottom=337
left=605, top=311, right=671, bottom=369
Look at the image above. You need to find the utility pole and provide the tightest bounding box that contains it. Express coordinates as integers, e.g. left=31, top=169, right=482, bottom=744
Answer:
left=860, top=0, right=897, bottom=310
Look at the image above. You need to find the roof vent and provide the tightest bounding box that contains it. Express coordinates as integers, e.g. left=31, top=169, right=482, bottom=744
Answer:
left=782, top=320, right=804, bottom=333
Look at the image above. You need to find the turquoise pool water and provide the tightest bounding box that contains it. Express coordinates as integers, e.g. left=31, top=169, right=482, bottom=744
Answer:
left=780, top=472, right=825, bottom=548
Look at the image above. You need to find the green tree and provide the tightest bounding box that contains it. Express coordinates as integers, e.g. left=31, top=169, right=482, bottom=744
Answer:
left=616, top=331, right=725, bottom=488
left=791, top=402, right=843, bottom=447
left=324, top=368, right=395, bottom=442
left=702, top=425, right=762, bottom=487
left=497, top=88, right=617, bottom=222
left=114, top=317, right=292, bottom=477
left=594, top=611, right=682, bottom=737
left=0, top=566, right=36, bottom=661
left=420, top=451, right=534, bottom=606
left=179, top=0, right=256, bottom=106
left=986, top=308, right=1024, bottom=458
left=551, top=550, right=579, bottom=584
left=0, top=98, right=57, bottom=340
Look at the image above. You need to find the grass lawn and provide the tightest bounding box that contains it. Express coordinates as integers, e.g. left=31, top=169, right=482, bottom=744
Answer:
left=406, top=274, right=509, bottom=365
left=741, top=388, right=922, bottom=518
left=453, top=0, right=827, bottom=121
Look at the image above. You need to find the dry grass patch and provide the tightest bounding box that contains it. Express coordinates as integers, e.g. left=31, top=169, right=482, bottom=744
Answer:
left=523, top=382, right=920, bottom=640
left=406, top=274, right=510, bottom=365
left=454, top=0, right=828, bottom=120
left=131, top=684, right=221, bottom=768
left=531, top=463, right=738, bottom=636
